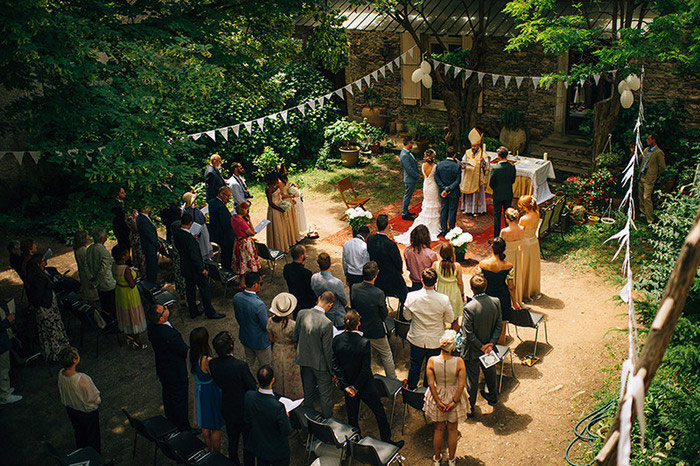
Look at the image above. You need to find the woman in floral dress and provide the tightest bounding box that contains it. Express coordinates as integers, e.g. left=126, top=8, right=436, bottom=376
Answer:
left=266, top=293, right=303, bottom=399
left=231, top=201, right=261, bottom=275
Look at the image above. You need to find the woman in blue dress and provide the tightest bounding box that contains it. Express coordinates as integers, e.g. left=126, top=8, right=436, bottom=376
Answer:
left=189, top=327, right=225, bottom=453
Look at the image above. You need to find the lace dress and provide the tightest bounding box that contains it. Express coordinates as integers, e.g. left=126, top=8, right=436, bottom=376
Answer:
left=423, top=356, right=468, bottom=423
left=267, top=318, right=303, bottom=399
left=396, top=164, right=442, bottom=244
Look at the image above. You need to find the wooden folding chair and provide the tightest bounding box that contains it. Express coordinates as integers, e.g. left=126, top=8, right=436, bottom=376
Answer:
left=337, top=177, right=370, bottom=219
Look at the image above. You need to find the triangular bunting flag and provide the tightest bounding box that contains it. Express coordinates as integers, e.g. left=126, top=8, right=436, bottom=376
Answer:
left=531, top=77, right=540, bottom=88
left=86, top=154, right=92, bottom=162
left=387, top=61, right=394, bottom=73
left=219, top=127, right=228, bottom=141
left=503, top=75, right=512, bottom=88
left=232, top=125, right=240, bottom=136
left=564, top=81, right=569, bottom=89
left=579, top=79, right=585, bottom=86
left=316, top=97, right=324, bottom=108
left=244, top=121, right=253, bottom=133
left=308, top=99, right=316, bottom=111
left=363, top=75, right=371, bottom=87
left=334, top=89, right=345, bottom=100
left=205, top=130, right=216, bottom=141
left=445, top=64, right=452, bottom=75
left=29, top=151, right=40, bottom=163
left=407, top=47, right=414, bottom=58
left=393, top=57, right=400, bottom=67
left=400, top=53, right=408, bottom=64
left=593, top=74, right=601, bottom=85
left=515, top=76, right=524, bottom=88
left=12, top=151, right=24, bottom=165
left=67, top=149, right=78, bottom=156
left=192, top=133, right=202, bottom=141
left=345, top=85, right=354, bottom=96
left=464, top=69, right=473, bottom=79
left=354, top=80, right=363, bottom=91
left=379, top=66, right=386, bottom=77
left=296, top=104, right=306, bottom=116
left=477, top=72, right=485, bottom=84
left=371, top=70, right=379, bottom=81
left=491, top=74, right=500, bottom=86
left=324, top=93, right=332, bottom=101
left=452, top=67, right=461, bottom=78
left=256, top=118, right=265, bottom=131
left=280, top=110, right=288, bottom=123
left=611, top=70, right=617, bottom=78
left=268, top=113, right=278, bottom=120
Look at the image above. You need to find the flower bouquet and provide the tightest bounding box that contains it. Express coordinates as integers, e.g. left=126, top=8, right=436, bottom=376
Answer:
left=279, top=200, right=292, bottom=212
left=287, top=185, right=301, bottom=197
left=345, top=207, right=373, bottom=232
left=445, top=227, right=473, bottom=261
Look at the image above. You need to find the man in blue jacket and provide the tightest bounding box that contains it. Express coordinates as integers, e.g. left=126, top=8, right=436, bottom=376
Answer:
left=400, top=136, right=419, bottom=220
left=233, top=272, right=272, bottom=370
left=434, top=146, right=462, bottom=236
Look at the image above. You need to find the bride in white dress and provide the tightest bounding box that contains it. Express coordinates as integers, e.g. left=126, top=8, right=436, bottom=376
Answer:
left=395, top=149, right=442, bottom=245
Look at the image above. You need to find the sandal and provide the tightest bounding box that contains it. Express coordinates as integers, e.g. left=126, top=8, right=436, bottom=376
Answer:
left=433, top=454, right=442, bottom=466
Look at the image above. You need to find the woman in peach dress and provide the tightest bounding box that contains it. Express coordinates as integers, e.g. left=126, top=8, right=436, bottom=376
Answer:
left=499, top=207, right=524, bottom=308
left=518, top=195, right=541, bottom=300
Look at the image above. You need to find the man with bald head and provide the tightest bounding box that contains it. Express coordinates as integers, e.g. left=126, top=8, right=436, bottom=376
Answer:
left=204, top=153, right=226, bottom=201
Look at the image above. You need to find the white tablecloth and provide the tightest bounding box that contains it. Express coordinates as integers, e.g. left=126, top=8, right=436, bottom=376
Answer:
left=486, top=152, right=557, bottom=203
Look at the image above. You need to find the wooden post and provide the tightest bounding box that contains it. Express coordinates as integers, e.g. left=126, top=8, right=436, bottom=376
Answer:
left=595, top=205, right=700, bottom=465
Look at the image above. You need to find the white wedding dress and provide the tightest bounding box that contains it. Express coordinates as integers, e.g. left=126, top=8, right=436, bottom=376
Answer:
left=395, top=164, right=442, bottom=245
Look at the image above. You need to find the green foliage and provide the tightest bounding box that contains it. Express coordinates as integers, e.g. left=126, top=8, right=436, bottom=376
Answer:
left=500, top=106, right=526, bottom=130
left=431, top=48, right=471, bottom=67
left=304, top=10, right=349, bottom=73
left=484, top=137, right=501, bottom=151
left=323, top=118, right=367, bottom=149
left=408, top=119, right=440, bottom=142
left=363, top=123, right=386, bottom=144
left=252, top=147, right=284, bottom=180
left=360, top=86, right=382, bottom=109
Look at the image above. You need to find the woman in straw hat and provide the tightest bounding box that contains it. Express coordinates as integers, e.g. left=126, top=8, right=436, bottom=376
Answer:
left=266, top=292, right=303, bottom=399
left=182, top=192, right=214, bottom=261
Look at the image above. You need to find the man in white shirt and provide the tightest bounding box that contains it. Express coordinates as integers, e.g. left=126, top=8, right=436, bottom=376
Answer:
left=403, top=268, right=453, bottom=389
left=342, top=225, right=370, bottom=301
left=227, top=162, right=252, bottom=207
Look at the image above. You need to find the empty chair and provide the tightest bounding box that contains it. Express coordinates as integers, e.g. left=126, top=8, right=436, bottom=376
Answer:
left=494, top=344, right=517, bottom=393
left=44, top=442, right=108, bottom=466
left=306, top=415, right=360, bottom=465
left=255, top=242, right=287, bottom=280
left=157, top=429, right=207, bottom=464
left=67, top=299, right=121, bottom=358
left=548, top=198, right=567, bottom=240
left=290, top=405, right=324, bottom=457
left=373, top=374, right=403, bottom=426
left=349, top=436, right=403, bottom=466
left=508, top=308, right=549, bottom=358
left=400, top=386, right=427, bottom=435
left=337, top=177, right=371, bottom=219
left=122, top=408, right=177, bottom=465
left=393, top=320, right=410, bottom=349
left=204, top=259, right=239, bottom=299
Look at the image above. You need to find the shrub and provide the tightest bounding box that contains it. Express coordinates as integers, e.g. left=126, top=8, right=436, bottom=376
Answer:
left=252, top=146, right=284, bottom=180
left=500, top=106, right=525, bottom=130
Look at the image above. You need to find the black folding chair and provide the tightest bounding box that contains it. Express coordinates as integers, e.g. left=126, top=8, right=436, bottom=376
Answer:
left=393, top=320, right=410, bottom=349
left=44, top=442, right=109, bottom=466
left=494, top=344, right=517, bottom=393
left=306, top=415, right=360, bottom=465
left=508, top=308, right=549, bottom=358
left=290, top=406, right=324, bottom=458
left=122, top=408, right=178, bottom=466
left=63, top=293, right=121, bottom=358
left=204, top=259, right=239, bottom=299
left=255, top=242, right=287, bottom=281
left=156, top=430, right=207, bottom=464
left=349, top=436, right=403, bottom=465
left=373, top=374, right=403, bottom=426
left=400, top=386, right=427, bottom=435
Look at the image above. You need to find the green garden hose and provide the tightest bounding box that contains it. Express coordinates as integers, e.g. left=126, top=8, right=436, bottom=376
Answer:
left=564, top=398, right=619, bottom=466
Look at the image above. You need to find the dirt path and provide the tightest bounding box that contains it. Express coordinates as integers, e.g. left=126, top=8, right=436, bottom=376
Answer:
left=0, top=192, right=626, bottom=465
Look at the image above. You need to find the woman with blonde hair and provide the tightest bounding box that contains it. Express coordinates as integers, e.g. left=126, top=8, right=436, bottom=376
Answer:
left=395, top=149, right=442, bottom=244
left=518, top=195, right=541, bottom=300
left=499, top=208, right=524, bottom=307
left=432, top=243, right=463, bottom=329
left=423, top=330, right=467, bottom=466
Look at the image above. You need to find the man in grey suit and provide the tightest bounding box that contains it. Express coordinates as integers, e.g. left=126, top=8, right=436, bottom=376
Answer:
left=310, top=252, right=348, bottom=329
left=136, top=206, right=160, bottom=283
left=293, top=291, right=336, bottom=418
left=399, top=136, right=419, bottom=220
left=461, top=274, right=502, bottom=416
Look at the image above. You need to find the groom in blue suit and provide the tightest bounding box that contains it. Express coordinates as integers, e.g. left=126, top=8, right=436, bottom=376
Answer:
left=435, top=146, right=462, bottom=236
left=400, top=137, right=419, bottom=221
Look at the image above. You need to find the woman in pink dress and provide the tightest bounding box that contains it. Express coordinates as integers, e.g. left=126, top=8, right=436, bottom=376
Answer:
left=230, top=201, right=261, bottom=276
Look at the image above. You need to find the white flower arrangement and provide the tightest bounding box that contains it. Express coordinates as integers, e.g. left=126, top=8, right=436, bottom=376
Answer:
left=287, top=185, right=301, bottom=197
left=345, top=207, right=373, bottom=231
left=279, top=200, right=292, bottom=212
left=445, top=227, right=473, bottom=254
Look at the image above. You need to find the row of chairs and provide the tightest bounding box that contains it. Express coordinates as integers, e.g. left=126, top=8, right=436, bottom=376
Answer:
left=537, top=197, right=567, bottom=258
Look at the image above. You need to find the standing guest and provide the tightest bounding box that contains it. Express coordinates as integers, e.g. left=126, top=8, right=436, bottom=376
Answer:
left=461, top=274, right=501, bottom=416
left=367, top=214, right=407, bottom=316
left=85, top=228, right=117, bottom=316
left=136, top=206, right=159, bottom=284
left=332, top=310, right=404, bottom=447
left=147, top=304, right=191, bottom=431
left=434, top=146, right=462, bottom=236
left=460, top=128, right=489, bottom=216
left=182, top=192, right=213, bottom=261
left=479, top=238, right=516, bottom=344
left=25, top=254, right=70, bottom=362
left=423, top=330, right=468, bottom=466
left=278, top=164, right=305, bottom=236
left=283, top=245, right=316, bottom=317
left=432, top=243, right=463, bottom=329
left=637, top=133, right=666, bottom=223
left=57, top=347, right=102, bottom=452
left=518, top=195, right=541, bottom=300
left=111, top=244, right=148, bottom=349
left=160, top=197, right=182, bottom=246
left=126, top=209, right=146, bottom=276
left=209, top=331, right=257, bottom=466
left=231, top=201, right=261, bottom=275
left=19, top=238, right=37, bottom=281
left=204, top=153, right=227, bottom=202
left=244, top=366, right=293, bottom=466
left=265, top=171, right=299, bottom=253
left=209, top=186, right=235, bottom=271
left=310, top=252, right=348, bottom=329
left=233, top=272, right=272, bottom=370
left=351, top=261, right=397, bottom=379
left=7, top=240, right=23, bottom=278
left=112, top=187, right=131, bottom=249
left=228, top=162, right=252, bottom=207
left=174, top=214, right=224, bottom=319
left=342, top=225, right=370, bottom=297
left=489, top=146, right=516, bottom=237
left=399, top=136, right=419, bottom=220
left=0, top=306, right=21, bottom=405
left=404, top=268, right=453, bottom=389
left=293, top=292, right=335, bottom=418
left=189, top=327, right=224, bottom=453
left=267, top=293, right=303, bottom=399
left=404, top=225, right=438, bottom=292
left=169, top=220, right=187, bottom=299
left=73, top=230, right=99, bottom=306
left=500, top=208, right=524, bottom=307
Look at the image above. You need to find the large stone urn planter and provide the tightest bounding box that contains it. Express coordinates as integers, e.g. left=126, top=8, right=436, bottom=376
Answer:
left=361, top=107, right=387, bottom=129
left=499, top=127, right=527, bottom=154
left=340, top=146, right=360, bottom=167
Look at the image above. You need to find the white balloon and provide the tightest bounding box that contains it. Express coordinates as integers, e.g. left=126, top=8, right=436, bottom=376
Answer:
left=420, top=60, right=432, bottom=74
left=422, top=74, right=433, bottom=89
left=620, top=89, right=634, bottom=109
left=625, top=74, right=641, bottom=91
left=411, top=68, right=424, bottom=83
left=617, top=80, right=629, bottom=94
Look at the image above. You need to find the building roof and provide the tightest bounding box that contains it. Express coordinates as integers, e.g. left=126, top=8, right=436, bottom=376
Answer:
left=296, top=1, right=656, bottom=37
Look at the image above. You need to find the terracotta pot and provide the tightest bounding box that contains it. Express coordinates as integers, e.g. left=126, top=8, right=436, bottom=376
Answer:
left=369, top=143, right=381, bottom=154
left=340, top=146, right=360, bottom=167
left=361, top=107, right=387, bottom=129
left=395, top=119, right=405, bottom=133
left=415, top=140, right=430, bottom=155
left=499, top=127, right=527, bottom=154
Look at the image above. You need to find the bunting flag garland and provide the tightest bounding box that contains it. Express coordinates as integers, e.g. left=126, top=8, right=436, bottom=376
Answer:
left=256, top=118, right=265, bottom=131
left=386, top=61, right=393, bottom=73
left=515, top=76, right=524, bottom=88
left=243, top=121, right=253, bottom=133
left=192, top=133, right=202, bottom=141
left=13, top=151, right=24, bottom=165
left=531, top=76, right=540, bottom=88
left=344, top=84, right=354, bottom=96
left=334, top=89, right=345, bottom=100
left=219, top=127, right=228, bottom=141
left=504, top=75, right=512, bottom=88
left=280, top=110, right=288, bottom=123
left=29, top=151, right=40, bottom=163
left=379, top=66, right=386, bottom=78
left=477, top=72, right=485, bottom=84
left=205, top=130, right=216, bottom=141
left=232, top=125, right=240, bottom=136
left=362, top=75, right=371, bottom=87
left=594, top=74, right=601, bottom=85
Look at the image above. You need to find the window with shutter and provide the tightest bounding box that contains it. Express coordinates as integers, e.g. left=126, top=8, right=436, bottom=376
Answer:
left=400, top=31, right=421, bottom=105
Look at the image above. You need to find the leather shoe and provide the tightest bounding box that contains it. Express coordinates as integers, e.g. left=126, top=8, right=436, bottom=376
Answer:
left=206, top=312, right=226, bottom=320
left=467, top=411, right=475, bottom=419
left=480, top=389, right=497, bottom=406
left=389, top=439, right=405, bottom=449
left=401, top=214, right=416, bottom=220
left=190, top=309, right=204, bottom=319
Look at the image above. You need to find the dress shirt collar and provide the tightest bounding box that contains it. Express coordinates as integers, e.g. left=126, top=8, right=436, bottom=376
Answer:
left=649, top=145, right=657, bottom=152
left=163, top=321, right=173, bottom=328
left=258, top=388, right=274, bottom=395
left=348, top=329, right=364, bottom=336
left=473, top=293, right=486, bottom=298
left=320, top=270, right=332, bottom=277
left=313, top=305, right=325, bottom=313
left=244, top=289, right=257, bottom=296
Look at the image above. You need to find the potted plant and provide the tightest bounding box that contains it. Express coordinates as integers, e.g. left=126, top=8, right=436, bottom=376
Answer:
left=499, top=107, right=527, bottom=154
left=564, top=175, right=586, bottom=205
left=445, top=227, right=473, bottom=263
left=323, top=118, right=367, bottom=167
left=411, top=120, right=438, bottom=155
left=345, top=207, right=373, bottom=236
left=363, top=123, right=386, bottom=155
left=360, top=86, right=386, bottom=129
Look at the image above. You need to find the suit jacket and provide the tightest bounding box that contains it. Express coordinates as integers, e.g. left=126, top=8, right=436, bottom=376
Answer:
left=434, top=158, right=462, bottom=198
left=227, top=174, right=250, bottom=206
left=332, top=331, right=375, bottom=393
left=460, top=294, right=503, bottom=361
left=244, top=390, right=292, bottom=461
left=367, top=233, right=404, bottom=296
left=209, top=355, right=257, bottom=424
left=233, top=291, right=271, bottom=351
left=147, top=322, right=189, bottom=385
left=25, top=271, right=54, bottom=309
left=350, top=282, right=388, bottom=340
left=489, top=161, right=516, bottom=201
left=85, top=243, right=116, bottom=291
left=293, top=307, right=333, bottom=371
left=638, top=146, right=666, bottom=184
left=310, top=271, right=348, bottom=329
left=112, top=200, right=130, bottom=246
left=400, top=148, right=420, bottom=183
left=208, top=197, right=234, bottom=248
left=136, top=213, right=159, bottom=257
left=204, top=164, right=226, bottom=201
left=173, top=228, right=204, bottom=280
left=283, top=262, right=316, bottom=312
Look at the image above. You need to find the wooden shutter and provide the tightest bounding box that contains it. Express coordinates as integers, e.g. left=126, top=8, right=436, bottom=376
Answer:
left=401, top=31, right=421, bottom=105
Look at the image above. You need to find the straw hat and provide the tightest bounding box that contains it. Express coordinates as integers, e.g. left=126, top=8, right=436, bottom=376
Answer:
left=182, top=192, right=196, bottom=207
left=270, top=292, right=297, bottom=317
